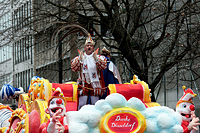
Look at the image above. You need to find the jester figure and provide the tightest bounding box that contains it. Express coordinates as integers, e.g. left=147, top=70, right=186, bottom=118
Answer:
left=176, top=86, right=200, bottom=133
left=39, top=87, right=68, bottom=133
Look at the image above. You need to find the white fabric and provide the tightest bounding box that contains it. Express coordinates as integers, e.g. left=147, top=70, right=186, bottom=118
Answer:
left=82, top=52, right=101, bottom=89
left=90, top=96, right=99, bottom=105
left=78, top=96, right=88, bottom=110
left=82, top=52, right=98, bottom=82
left=78, top=96, right=99, bottom=110
left=47, top=119, right=57, bottom=133
left=108, top=61, right=122, bottom=84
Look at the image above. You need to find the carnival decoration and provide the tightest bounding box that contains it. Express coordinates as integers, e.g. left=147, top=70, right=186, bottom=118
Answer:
left=1, top=84, right=24, bottom=101
left=49, top=22, right=91, bottom=55
left=5, top=108, right=41, bottom=133
left=108, top=75, right=160, bottom=107
left=28, top=76, right=47, bottom=101
left=6, top=108, right=29, bottom=133
left=0, top=104, right=13, bottom=131
left=39, top=87, right=68, bottom=133
left=66, top=93, right=183, bottom=133
left=0, top=76, right=78, bottom=133
left=65, top=75, right=181, bottom=133
left=84, top=33, right=94, bottom=45
left=176, top=86, right=200, bottom=133
left=1, top=73, right=198, bottom=133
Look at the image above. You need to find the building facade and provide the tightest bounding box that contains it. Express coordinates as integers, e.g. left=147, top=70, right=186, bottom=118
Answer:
left=12, top=0, right=34, bottom=94
left=0, top=0, right=13, bottom=104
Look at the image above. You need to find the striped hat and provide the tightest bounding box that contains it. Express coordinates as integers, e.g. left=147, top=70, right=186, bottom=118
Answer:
left=48, top=87, right=66, bottom=106
left=176, top=86, right=196, bottom=107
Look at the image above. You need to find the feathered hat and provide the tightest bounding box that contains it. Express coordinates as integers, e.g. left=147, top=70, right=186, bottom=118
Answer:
left=85, top=33, right=94, bottom=45
left=48, top=87, right=66, bottom=106
left=101, top=47, right=110, bottom=56
left=176, top=86, right=197, bottom=107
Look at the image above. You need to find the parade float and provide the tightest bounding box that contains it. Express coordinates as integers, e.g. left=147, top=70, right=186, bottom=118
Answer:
left=1, top=75, right=198, bottom=133
left=0, top=23, right=199, bottom=132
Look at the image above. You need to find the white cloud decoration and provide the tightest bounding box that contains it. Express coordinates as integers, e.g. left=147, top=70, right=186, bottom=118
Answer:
left=66, top=93, right=183, bottom=133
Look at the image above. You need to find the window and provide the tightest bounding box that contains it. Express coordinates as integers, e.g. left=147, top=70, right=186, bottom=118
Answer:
left=15, top=42, right=18, bottom=64
left=13, top=1, right=32, bottom=32
left=0, top=45, right=12, bottom=63
left=0, top=12, right=11, bottom=31
left=14, top=69, right=33, bottom=93
left=0, top=73, right=12, bottom=90
left=14, top=10, right=18, bottom=31
left=14, top=36, right=32, bottom=65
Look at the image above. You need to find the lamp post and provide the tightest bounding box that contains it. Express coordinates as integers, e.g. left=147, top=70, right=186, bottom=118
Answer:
left=58, top=0, right=63, bottom=83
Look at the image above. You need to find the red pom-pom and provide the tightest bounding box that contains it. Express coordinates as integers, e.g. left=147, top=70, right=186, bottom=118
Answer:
left=56, top=98, right=62, bottom=104
left=190, top=104, right=195, bottom=111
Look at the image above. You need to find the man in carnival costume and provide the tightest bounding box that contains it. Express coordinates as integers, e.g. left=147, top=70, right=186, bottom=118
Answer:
left=71, top=34, right=107, bottom=109
left=100, top=47, right=122, bottom=99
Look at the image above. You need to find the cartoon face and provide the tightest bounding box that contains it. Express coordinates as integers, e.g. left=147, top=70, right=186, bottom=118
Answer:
left=47, top=98, right=66, bottom=117
left=176, top=102, right=195, bottom=121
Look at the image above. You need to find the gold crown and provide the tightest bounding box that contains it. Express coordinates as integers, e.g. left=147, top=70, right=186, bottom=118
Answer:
left=85, top=33, right=94, bottom=45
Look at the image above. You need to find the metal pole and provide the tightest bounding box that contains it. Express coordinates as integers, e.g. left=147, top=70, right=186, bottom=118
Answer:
left=175, top=0, right=179, bottom=101
left=58, top=0, right=63, bottom=83
left=163, top=74, right=166, bottom=106
left=176, top=64, right=179, bottom=101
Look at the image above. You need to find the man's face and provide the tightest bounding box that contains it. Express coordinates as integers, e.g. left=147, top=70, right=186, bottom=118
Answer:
left=84, top=43, right=94, bottom=55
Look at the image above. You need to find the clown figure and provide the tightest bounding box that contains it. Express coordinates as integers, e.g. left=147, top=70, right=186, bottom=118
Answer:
left=41, top=87, right=68, bottom=133
left=176, top=86, right=200, bottom=133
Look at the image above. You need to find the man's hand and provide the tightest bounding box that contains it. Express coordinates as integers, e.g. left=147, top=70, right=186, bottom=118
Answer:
left=52, top=109, right=62, bottom=123
left=93, top=52, right=98, bottom=61
left=55, top=121, right=65, bottom=133
left=188, top=111, right=200, bottom=131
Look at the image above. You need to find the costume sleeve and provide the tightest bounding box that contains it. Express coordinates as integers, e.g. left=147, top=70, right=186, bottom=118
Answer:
left=109, top=61, right=122, bottom=84
left=64, top=125, right=69, bottom=133
left=96, top=55, right=107, bottom=70
left=71, top=56, right=81, bottom=72
left=183, top=127, right=191, bottom=133
left=46, top=119, right=56, bottom=133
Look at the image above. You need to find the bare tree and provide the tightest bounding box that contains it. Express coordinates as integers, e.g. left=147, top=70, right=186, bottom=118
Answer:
left=39, top=0, right=200, bottom=101
left=1, top=0, right=200, bottom=102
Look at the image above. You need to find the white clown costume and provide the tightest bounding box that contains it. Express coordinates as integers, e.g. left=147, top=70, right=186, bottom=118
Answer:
left=176, top=86, right=199, bottom=133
